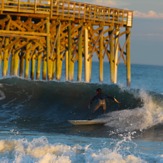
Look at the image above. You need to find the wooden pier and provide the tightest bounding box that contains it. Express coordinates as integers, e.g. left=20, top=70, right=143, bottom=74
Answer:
left=0, top=0, right=133, bottom=86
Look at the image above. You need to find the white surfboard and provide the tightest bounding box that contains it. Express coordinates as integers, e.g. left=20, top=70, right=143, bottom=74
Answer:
left=68, top=120, right=106, bottom=125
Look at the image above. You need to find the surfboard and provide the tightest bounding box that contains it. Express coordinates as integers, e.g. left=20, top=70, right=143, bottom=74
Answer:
left=68, top=119, right=106, bottom=125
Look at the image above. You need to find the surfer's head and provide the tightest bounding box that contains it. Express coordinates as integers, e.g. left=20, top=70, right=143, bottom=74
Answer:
left=96, top=88, right=102, bottom=94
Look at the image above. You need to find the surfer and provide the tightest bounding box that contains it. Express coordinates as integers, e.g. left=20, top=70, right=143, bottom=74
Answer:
left=89, top=88, right=120, bottom=113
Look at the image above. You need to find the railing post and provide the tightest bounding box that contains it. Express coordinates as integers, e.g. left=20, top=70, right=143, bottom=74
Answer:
left=34, top=0, right=39, bottom=13
left=50, top=0, right=53, bottom=18
left=18, top=0, right=20, bottom=12
left=1, top=0, right=4, bottom=12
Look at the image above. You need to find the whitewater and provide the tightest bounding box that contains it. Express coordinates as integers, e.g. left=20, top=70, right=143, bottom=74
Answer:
left=0, top=63, right=163, bottom=162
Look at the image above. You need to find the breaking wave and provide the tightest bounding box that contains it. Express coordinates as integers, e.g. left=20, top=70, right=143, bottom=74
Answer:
left=0, top=77, right=162, bottom=137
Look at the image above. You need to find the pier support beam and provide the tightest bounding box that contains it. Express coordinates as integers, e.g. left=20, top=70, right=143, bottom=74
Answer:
left=56, top=23, right=62, bottom=80
left=19, top=53, right=24, bottom=77
left=36, top=53, right=42, bottom=80
left=84, top=27, right=91, bottom=82
left=46, top=17, right=52, bottom=80
left=31, top=54, right=36, bottom=80
left=2, top=59, right=7, bottom=77
left=109, top=26, right=114, bottom=83
left=10, top=54, right=14, bottom=76
left=25, top=43, right=31, bottom=79
left=13, top=50, right=20, bottom=76
left=77, top=26, right=83, bottom=81
left=113, top=26, right=120, bottom=84
left=126, top=27, right=131, bottom=86
left=68, top=21, right=74, bottom=81
left=99, top=26, right=104, bottom=82
left=52, top=57, right=56, bottom=79
left=65, top=50, right=68, bottom=81
left=42, top=57, right=47, bottom=80
left=3, top=19, right=10, bottom=77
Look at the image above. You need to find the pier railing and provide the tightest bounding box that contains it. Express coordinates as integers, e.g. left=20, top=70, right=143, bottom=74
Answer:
left=0, top=0, right=132, bottom=27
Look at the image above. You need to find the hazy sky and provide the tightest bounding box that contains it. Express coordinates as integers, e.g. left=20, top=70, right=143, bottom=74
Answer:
left=75, top=0, right=163, bottom=66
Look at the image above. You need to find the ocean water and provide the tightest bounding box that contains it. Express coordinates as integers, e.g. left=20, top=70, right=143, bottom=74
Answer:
left=0, top=62, right=162, bottom=163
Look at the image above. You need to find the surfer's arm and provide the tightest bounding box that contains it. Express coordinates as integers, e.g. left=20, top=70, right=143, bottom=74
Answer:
left=113, top=97, right=120, bottom=103
left=107, top=96, right=120, bottom=103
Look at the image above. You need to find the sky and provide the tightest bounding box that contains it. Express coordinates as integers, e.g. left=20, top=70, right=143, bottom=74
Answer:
left=74, top=0, right=163, bottom=66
